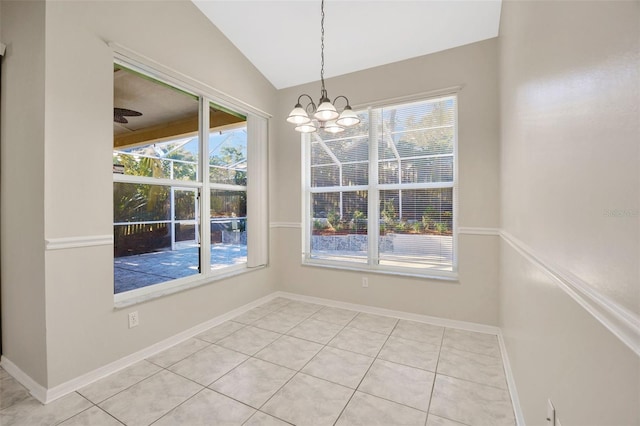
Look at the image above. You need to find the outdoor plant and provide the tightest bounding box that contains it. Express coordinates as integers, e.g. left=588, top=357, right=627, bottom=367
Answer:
left=382, top=200, right=397, bottom=226
left=313, top=219, right=327, bottom=231
left=422, top=206, right=437, bottom=230
left=352, top=210, right=365, bottom=233
left=435, top=222, right=449, bottom=233
left=395, top=220, right=410, bottom=232
left=327, top=210, right=340, bottom=228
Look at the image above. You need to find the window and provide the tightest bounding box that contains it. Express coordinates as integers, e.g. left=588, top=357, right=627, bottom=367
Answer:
left=113, top=62, right=267, bottom=296
left=303, top=96, right=457, bottom=277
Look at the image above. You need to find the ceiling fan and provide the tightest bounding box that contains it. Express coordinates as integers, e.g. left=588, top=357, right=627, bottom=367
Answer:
left=114, top=108, right=142, bottom=124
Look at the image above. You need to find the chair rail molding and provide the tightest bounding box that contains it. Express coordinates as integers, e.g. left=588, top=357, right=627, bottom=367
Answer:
left=269, top=222, right=302, bottom=228
left=500, top=229, right=640, bottom=357
left=45, top=235, right=114, bottom=251
left=458, top=227, right=500, bottom=236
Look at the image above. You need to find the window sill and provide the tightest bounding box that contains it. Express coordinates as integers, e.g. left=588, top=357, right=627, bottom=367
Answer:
left=301, top=258, right=459, bottom=282
left=114, top=263, right=263, bottom=309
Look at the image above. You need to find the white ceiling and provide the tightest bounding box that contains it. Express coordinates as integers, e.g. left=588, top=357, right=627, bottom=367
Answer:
left=193, top=1, right=502, bottom=90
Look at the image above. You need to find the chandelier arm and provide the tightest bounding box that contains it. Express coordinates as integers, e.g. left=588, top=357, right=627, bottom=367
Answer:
left=332, top=95, right=352, bottom=108
left=297, top=94, right=315, bottom=106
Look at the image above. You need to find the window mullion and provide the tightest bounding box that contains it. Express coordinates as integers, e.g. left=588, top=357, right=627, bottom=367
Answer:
left=199, top=97, right=211, bottom=276
left=302, top=133, right=312, bottom=261
left=368, top=107, right=380, bottom=266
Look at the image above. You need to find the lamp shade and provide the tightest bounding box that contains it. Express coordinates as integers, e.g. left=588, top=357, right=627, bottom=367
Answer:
left=287, top=104, right=311, bottom=125
left=314, top=101, right=339, bottom=121
left=336, top=107, right=360, bottom=127
left=295, top=121, right=318, bottom=133
left=323, top=120, right=345, bottom=134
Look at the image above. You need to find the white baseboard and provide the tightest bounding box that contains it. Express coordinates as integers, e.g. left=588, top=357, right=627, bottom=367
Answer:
left=0, top=357, right=48, bottom=404
left=0, top=292, right=277, bottom=404
left=275, top=291, right=501, bottom=335
left=497, top=333, right=526, bottom=426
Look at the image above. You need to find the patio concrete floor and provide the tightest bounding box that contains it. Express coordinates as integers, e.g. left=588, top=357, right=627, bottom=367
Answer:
left=114, top=244, right=247, bottom=294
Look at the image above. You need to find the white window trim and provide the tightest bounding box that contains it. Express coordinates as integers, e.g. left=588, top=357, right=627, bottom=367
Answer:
left=301, top=94, right=459, bottom=279
left=112, top=51, right=269, bottom=306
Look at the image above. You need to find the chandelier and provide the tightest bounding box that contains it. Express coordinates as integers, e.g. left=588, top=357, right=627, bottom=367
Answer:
left=286, top=0, right=360, bottom=134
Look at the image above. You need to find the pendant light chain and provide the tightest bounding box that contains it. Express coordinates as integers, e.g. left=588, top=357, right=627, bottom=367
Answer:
left=320, top=0, right=326, bottom=99
left=286, top=0, right=361, bottom=133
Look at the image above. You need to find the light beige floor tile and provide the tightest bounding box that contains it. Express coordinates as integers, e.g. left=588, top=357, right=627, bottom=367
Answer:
left=168, top=344, right=248, bottom=386
left=0, top=372, right=31, bottom=410
left=78, top=360, right=161, bottom=403
left=217, top=326, right=281, bottom=355
left=255, top=335, right=323, bottom=370
left=286, top=318, right=344, bottom=344
left=437, top=346, right=507, bottom=389
left=59, top=406, right=124, bottom=426
left=258, top=297, right=293, bottom=312
left=391, top=320, right=444, bottom=345
left=378, top=336, right=440, bottom=372
left=335, top=391, right=427, bottom=426
left=252, top=311, right=308, bottom=333
left=99, top=370, right=202, bottom=426
left=262, top=373, right=353, bottom=426
left=0, top=392, right=92, bottom=426
left=210, top=358, right=295, bottom=408
left=301, top=346, right=373, bottom=389
left=348, top=313, right=398, bottom=335
left=426, top=414, right=468, bottom=426
left=442, top=328, right=501, bottom=358
left=358, top=359, right=434, bottom=411
left=196, top=321, right=245, bottom=343
left=277, top=301, right=323, bottom=317
left=429, top=374, right=515, bottom=426
left=311, top=307, right=358, bottom=326
left=328, top=327, right=388, bottom=357
left=233, top=306, right=274, bottom=325
left=147, top=338, right=210, bottom=367
left=154, top=389, right=255, bottom=426
left=244, top=411, right=291, bottom=426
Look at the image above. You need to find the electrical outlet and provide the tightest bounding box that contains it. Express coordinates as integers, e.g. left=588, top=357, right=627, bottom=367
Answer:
left=128, top=311, right=139, bottom=328
left=362, top=277, right=369, bottom=288
left=546, top=399, right=556, bottom=425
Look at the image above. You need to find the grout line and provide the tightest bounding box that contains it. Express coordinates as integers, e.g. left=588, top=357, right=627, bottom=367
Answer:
left=332, top=317, right=400, bottom=425
left=96, top=403, right=128, bottom=425
left=424, top=327, right=446, bottom=424
left=93, top=368, right=166, bottom=408
left=146, top=339, right=214, bottom=370
left=55, top=396, right=96, bottom=425
left=433, top=372, right=510, bottom=391
left=147, top=387, right=209, bottom=426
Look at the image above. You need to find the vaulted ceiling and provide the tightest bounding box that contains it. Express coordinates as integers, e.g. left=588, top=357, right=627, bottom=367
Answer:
left=193, top=0, right=502, bottom=89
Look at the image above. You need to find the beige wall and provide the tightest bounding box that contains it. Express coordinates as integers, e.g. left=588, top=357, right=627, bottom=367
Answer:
left=499, top=1, right=639, bottom=424
left=272, top=39, right=501, bottom=325
left=2, top=0, right=277, bottom=388
left=0, top=0, right=48, bottom=387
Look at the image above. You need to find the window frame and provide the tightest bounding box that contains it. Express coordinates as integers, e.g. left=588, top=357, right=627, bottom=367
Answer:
left=112, top=52, right=269, bottom=307
left=301, top=94, right=459, bottom=280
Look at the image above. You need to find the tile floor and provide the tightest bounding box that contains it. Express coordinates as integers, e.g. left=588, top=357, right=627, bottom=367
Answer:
left=0, top=297, right=516, bottom=426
